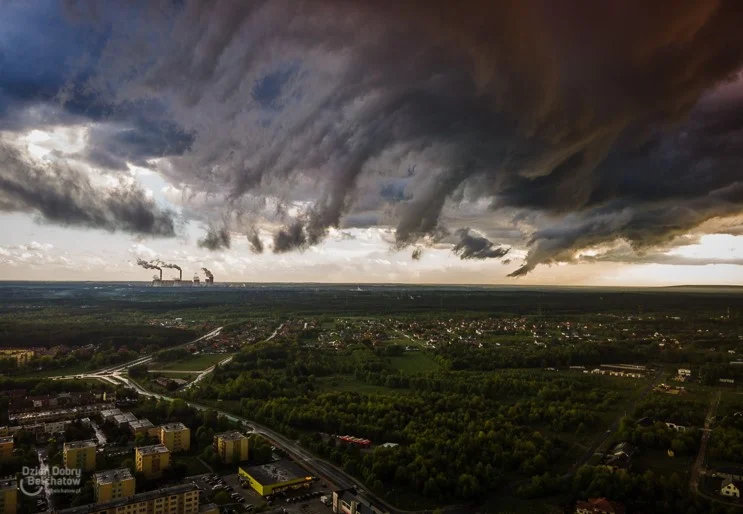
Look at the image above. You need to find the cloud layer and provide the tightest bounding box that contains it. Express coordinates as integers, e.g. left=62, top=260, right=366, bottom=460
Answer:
left=1, top=0, right=743, bottom=276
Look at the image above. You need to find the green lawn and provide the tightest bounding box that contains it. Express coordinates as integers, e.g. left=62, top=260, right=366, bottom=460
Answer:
left=176, top=454, right=212, bottom=475
left=154, top=353, right=233, bottom=371
left=388, top=352, right=441, bottom=375
left=26, top=361, right=93, bottom=378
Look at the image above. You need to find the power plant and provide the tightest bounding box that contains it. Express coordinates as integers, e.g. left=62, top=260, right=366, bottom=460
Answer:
left=136, top=259, right=215, bottom=287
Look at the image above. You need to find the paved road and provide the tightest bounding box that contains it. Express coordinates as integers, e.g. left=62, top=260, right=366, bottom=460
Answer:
left=567, top=368, right=665, bottom=476
left=690, top=390, right=721, bottom=494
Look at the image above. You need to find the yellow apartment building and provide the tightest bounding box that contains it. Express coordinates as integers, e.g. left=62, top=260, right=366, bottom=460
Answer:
left=63, top=440, right=97, bottom=471
left=56, top=483, right=200, bottom=514
left=0, top=478, right=17, bottom=514
left=159, top=423, right=191, bottom=453
left=213, top=431, right=249, bottom=464
left=0, top=436, right=13, bottom=461
left=134, top=444, right=170, bottom=479
left=93, top=468, right=136, bottom=504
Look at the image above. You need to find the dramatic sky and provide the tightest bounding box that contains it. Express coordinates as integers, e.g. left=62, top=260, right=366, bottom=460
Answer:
left=2, top=0, right=743, bottom=285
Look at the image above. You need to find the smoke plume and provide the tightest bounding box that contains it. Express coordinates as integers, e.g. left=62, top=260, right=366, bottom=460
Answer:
left=453, top=228, right=510, bottom=261
left=201, top=267, right=214, bottom=280
left=411, top=247, right=423, bottom=260
left=136, top=258, right=163, bottom=279
left=161, top=262, right=182, bottom=279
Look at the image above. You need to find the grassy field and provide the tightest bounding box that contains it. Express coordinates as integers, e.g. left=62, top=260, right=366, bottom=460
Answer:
left=155, top=352, right=233, bottom=371
left=317, top=376, right=408, bottom=395
left=388, top=352, right=441, bottom=375
left=25, top=361, right=93, bottom=378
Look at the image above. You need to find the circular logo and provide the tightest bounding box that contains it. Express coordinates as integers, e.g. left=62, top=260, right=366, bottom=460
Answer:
left=19, top=477, right=44, bottom=497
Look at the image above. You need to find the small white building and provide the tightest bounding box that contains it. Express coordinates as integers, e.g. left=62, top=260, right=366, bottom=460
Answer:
left=677, top=368, right=691, bottom=377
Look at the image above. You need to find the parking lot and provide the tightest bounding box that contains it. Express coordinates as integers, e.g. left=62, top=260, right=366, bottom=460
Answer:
left=186, top=472, right=334, bottom=514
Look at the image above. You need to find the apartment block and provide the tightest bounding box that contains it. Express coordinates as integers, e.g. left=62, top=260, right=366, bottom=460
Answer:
left=0, top=437, right=13, bottom=461
left=0, top=478, right=17, bottom=514
left=213, top=431, right=249, bottom=464
left=135, top=444, right=171, bottom=479
left=93, top=468, right=136, bottom=504
left=159, top=423, right=191, bottom=453
left=63, top=440, right=97, bottom=471
left=56, top=483, right=200, bottom=514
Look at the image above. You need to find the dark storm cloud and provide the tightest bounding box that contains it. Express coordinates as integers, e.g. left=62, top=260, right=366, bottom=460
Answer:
left=246, top=226, right=264, bottom=254
left=0, top=143, right=176, bottom=236
left=273, top=221, right=306, bottom=253
left=6, top=0, right=743, bottom=274
left=198, top=227, right=231, bottom=250
left=453, top=228, right=510, bottom=261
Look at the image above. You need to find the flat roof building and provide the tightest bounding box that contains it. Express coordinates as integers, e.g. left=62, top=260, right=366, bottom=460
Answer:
left=0, top=477, right=17, bottom=514
left=0, top=436, right=13, bottom=461
left=135, top=444, right=170, bottom=479
left=93, top=468, right=136, bottom=504
left=63, top=440, right=97, bottom=471
left=238, top=460, right=312, bottom=497
left=159, top=423, right=191, bottom=453
left=56, top=483, right=200, bottom=514
left=214, top=431, right=249, bottom=464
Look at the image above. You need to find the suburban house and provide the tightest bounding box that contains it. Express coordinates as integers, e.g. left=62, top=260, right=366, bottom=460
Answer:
left=575, top=497, right=625, bottom=514
left=721, top=478, right=741, bottom=499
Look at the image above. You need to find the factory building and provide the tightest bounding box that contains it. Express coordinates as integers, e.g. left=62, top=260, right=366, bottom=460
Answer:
left=159, top=423, right=191, bottom=453
left=93, top=469, right=136, bottom=504
left=63, top=440, right=97, bottom=471
left=135, top=444, right=171, bottom=479
left=56, top=483, right=200, bottom=514
left=238, top=460, right=312, bottom=497
left=213, top=431, right=249, bottom=464
left=0, top=436, right=13, bottom=461
left=0, top=478, right=17, bottom=514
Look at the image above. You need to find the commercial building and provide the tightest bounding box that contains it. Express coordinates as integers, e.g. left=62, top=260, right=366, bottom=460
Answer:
left=159, top=423, right=191, bottom=453
left=332, top=489, right=388, bottom=514
left=0, top=436, right=13, bottom=461
left=213, top=431, right=249, bottom=464
left=238, top=460, right=312, bottom=497
left=63, top=440, right=97, bottom=471
left=56, top=483, right=200, bottom=514
left=135, top=444, right=170, bottom=479
left=0, top=478, right=17, bottom=514
left=93, top=469, right=136, bottom=504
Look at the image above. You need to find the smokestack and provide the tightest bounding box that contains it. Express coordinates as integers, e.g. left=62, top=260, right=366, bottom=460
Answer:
left=201, top=267, right=214, bottom=284
left=137, top=258, right=163, bottom=280
left=161, top=262, right=183, bottom=280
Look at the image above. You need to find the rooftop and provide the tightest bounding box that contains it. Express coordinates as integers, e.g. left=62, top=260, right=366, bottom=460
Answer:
left=136, top=444, right=170, bottom=456
left=94, top=468, right=134, bottom=485
left=160, top=422, right=189, bottom=432
left=130, top=419, right=154, bottom=429
left=0, top=477, right=17, bottom=491
left=56, top=484, right=198, bottom=514
left=64, top=440, right=97, bottom=450
left=241, top=460, right=311, bottom=486
left=215, top=430, right=247, bottom=441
